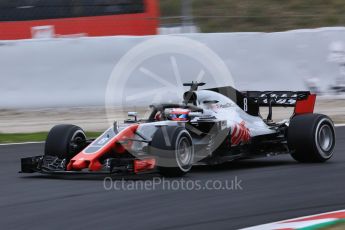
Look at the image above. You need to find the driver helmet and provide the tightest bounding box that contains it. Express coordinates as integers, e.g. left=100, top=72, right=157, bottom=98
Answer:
left=167, top=108, right=190, bottom=121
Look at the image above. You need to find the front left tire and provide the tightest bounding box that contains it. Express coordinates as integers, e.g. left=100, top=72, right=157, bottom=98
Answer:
left=44, top=124, right=86, bottom=159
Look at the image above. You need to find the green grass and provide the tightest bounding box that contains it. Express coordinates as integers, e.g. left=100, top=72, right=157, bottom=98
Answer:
left=0, top=132, right=102, bottom=144
left=160, top=0, right=345, bottom=32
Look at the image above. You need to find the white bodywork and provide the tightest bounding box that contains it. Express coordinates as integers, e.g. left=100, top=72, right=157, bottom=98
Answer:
left=121, top=89, right=277, bottom=148
left=194, top=90, right=275, bottom=137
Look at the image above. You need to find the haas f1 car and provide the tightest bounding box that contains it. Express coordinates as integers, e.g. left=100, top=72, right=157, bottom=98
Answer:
left=21, top=82, right=336, bottom=177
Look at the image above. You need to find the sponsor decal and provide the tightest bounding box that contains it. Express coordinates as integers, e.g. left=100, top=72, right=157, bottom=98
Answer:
left=231, top=121, right=250, bottom=146
left=259, top=93, right=297, bottom=105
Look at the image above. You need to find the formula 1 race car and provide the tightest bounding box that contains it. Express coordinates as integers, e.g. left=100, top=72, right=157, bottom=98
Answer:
left=21, top=82, right=336, bottom=177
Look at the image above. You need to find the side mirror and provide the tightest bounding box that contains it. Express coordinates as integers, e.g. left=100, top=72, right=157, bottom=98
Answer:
left=127, top=112, right=138, bottom=121
left=113, top=121, right=118, bottom=133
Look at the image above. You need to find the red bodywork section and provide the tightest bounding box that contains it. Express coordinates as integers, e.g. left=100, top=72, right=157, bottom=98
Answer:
left=0, top=0, right=158, bottom=40
left=294, top=94, right=316, bottom=115
left=67, top=124, right=139, bottom=171
left=134, top=158, right=156, bottom=173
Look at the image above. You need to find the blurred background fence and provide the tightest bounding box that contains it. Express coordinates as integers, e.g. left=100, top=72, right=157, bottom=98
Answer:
left=1, top=0, right=345, bottom=109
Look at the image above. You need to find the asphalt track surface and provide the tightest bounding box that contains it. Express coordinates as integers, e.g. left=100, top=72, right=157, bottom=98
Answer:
left=1, top=127, right=344, bottom=230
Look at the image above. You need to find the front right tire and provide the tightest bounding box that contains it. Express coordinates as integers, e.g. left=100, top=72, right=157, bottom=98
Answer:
left=150, top=126, right=194, bottom=177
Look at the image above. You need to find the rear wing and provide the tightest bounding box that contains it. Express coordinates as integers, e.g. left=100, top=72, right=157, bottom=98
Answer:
left=243, top=91, right=310, bottom=106
left=204, top=86, right=316, bottom=120
left=243, top=91, right=316, bottom=118
left=207, top=86, right=316, bottom=118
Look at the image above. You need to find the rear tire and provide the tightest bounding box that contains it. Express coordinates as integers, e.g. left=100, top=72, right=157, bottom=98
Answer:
left=44, top=124, right=86, bottom=159
left=288, top=114, right=335, bottom=162
left=150, top=126, right=194, bottom=177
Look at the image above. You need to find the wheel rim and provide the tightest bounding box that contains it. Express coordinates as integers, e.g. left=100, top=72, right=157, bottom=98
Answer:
left=69, top=130, right=86, bottom=154
left=317, top=124, right=334, bottom=153
left=177, top=137, right=192, bottom=166
left=71, top=130, right=86, bottom=143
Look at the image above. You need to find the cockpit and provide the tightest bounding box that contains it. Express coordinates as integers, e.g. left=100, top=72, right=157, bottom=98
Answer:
left=123, top=89, right=238, bottom=124
left=125, top=82, right=239, bottom=124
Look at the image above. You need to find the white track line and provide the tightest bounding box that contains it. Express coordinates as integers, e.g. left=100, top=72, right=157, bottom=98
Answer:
left=0, top=141, right=44, bottom=146
left=335, top=123, right=345, bottom=127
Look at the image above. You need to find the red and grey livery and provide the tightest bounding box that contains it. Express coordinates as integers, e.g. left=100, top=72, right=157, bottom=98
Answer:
left=21, top=82, right=336, bottom=177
